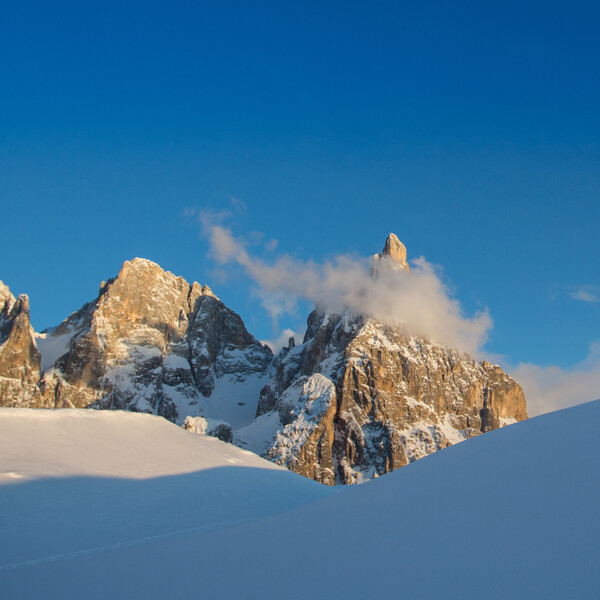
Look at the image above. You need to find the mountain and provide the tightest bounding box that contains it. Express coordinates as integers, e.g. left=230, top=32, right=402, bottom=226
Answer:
left=1, top=259, right=272, bottom=432
left=237, top=235, right=526, bottom=484
left=1, top=399, right=598, bottom=599
left=0, top=238, right=527, bottom=484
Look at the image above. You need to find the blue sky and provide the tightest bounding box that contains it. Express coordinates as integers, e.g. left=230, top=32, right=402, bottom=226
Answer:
left=1, top=1, right=599, bottom=410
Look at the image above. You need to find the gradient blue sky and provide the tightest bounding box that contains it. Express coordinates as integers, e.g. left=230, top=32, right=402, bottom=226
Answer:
left=1, top=1, right=599, bottom=402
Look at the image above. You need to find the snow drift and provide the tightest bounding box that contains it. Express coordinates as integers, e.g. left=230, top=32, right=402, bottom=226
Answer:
left=0, top=408, right=335, bottom=570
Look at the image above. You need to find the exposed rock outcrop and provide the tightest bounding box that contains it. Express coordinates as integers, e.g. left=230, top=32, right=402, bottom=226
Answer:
left=238, top=236, right=527, bottom=485
left=0, top=282, right=42, bottom=406
left=371, top=232, right=410, bottom=274
left=1, top=261, right=273, bottom=426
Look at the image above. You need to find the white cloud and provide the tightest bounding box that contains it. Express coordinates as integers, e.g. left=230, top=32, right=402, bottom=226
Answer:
left=512, top=343, right=600, bottom=417
left=569, top=285, right=599, bottom=303
left=202, top=220, right=492, bottom=356
left=261, top=328, right=305, bottom=353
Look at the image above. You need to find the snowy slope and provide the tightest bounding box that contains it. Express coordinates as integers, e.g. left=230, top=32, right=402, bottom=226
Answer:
left=0, top=409, right=335, bottom=570
left=2, top=400, right=600, bottom=598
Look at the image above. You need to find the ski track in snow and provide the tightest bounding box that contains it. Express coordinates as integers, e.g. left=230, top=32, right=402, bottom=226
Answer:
left=0, top=517, right=255, bottom=572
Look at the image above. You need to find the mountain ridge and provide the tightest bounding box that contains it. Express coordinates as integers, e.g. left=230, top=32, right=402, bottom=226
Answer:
left=0, top=236, right=527, bottom=484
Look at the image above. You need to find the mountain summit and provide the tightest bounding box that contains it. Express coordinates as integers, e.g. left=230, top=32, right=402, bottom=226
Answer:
left=371, top=232, right=410, bottom=274
left=381, top=232, right=409, bottom=267
left=1, top=260, right=272, bottom=432
left=238, top=235, right=526, bottom=484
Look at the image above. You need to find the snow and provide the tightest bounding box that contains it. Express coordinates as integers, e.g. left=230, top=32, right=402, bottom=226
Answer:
left=2, top=400, right=600, bottom=598
left=437, top=412, right=471, bottom=444
left=161, top=353, right=191, bottom=370
left=270, top=374, right=336, bottom=461
left=200, top=371, right=268, bottom=430
left=236, top=373, right=336, bottom=462
left=183, top=415, right=229, bottom=435
left=0, top=408, right=335, bottom=572
left=235, top=410, right=282, bottom=455
left=316, top=350, right=342, bottom=376
left=35, top=329, right=76, bottom=371
left=404, top=395, right=430, bottom=409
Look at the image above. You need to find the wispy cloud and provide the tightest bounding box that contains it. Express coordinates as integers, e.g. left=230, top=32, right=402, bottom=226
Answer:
left=201, top=215, right=492, bottom=356
left=181, top=207, right=197, bottom=218
left=230, top=196, right=247, bottom=214
left=264, top=238, right=279, bottom=252
left=261, top=327, right=305, bottom=353
left=200, top=211, right=600, bottom=418
left=511, top=342, right=600, bottom=416
left=569, top=285, right=599, bottom=303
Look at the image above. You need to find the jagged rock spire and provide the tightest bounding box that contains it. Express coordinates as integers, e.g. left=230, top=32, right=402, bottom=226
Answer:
left=0, top=282, right=42, bottom=406
left=371, top=233, right=410, bottom=274
left=381, top=233, right=407, bottom=265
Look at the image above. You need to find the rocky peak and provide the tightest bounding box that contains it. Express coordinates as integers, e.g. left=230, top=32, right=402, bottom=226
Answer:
left=371, top=233, right=410, bottom=274
left=241, top=235, right=526, bottom=485
left=0, top=259, right=273, bottom=429
left=190, top=281, right=218, bottom=300
left=0, top=290, right=34, bottom=347
left=0, top=283, right=41, bottom=406
left=382, top=233, right=407, bottom=263
left=110, top=258, right=219, bottom=306
left=0, top=281, right=16, bottom=314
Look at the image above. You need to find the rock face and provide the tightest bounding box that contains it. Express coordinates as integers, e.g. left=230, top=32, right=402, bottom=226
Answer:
left=238, top=236, right=527, bottom=485
left=371, top=232, right=410, bottom=274
left=0, top=282, right=42, bottom=406
left=0, top=260, right=273, bottom=426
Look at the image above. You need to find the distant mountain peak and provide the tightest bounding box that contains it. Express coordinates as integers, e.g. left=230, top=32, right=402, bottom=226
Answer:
left=371, top=233, right=410, bottom=275
left=1, top=260, right=271, bottom=428
left=118, top=257, right=182, bottom=283
left=126, top=256, right=161, bottom=268
left=96, top=259, right=219, bottom=302
left=382, top=233, right=407, bottom=263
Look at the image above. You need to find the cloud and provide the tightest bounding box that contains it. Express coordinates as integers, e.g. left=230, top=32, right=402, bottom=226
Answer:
left=202, top=220, right=492, bottom=356
left=512, top=343, right=600, bottom=417
left=230, top=197, right=247, bottom=213
left=569, top=285, right=599, bottom=303
left=264, top=238, right=279, bottom=252
left=261, top=328, right=305, bottom=353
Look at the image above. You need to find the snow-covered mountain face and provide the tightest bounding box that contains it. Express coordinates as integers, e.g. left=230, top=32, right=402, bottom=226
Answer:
left=0, top=237, right=527, bottom=484
left=0, top=260, right=272, bottom=431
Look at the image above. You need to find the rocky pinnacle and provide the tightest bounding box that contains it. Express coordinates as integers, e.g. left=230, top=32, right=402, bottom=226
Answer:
left=371, top=232, right=410, bottom=273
